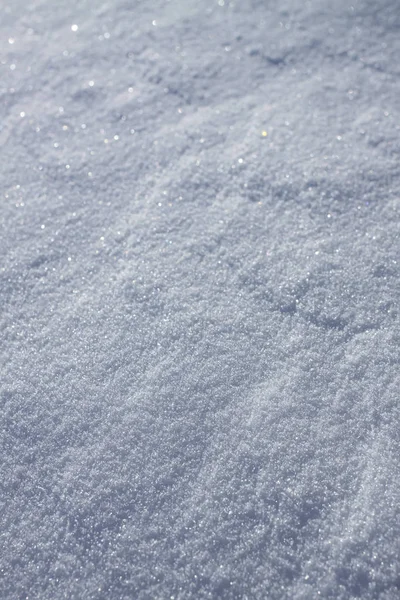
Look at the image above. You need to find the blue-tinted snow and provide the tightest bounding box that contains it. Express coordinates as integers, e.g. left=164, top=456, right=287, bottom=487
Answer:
left=1, top=0, right=399, bottom=598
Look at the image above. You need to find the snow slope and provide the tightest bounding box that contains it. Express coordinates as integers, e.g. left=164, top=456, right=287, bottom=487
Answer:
left=1, top=0, right=399, bottom=598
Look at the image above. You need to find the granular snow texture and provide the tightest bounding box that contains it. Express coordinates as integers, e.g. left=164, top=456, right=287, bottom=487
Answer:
left=1, top=0, right=399, bottom=598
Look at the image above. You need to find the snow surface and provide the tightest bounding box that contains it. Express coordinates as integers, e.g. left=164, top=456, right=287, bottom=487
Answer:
left=1, top=0, right=400, bottom=598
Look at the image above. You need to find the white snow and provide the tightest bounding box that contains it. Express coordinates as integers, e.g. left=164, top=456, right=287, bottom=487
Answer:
left=1, top=0, right=399, bottom=598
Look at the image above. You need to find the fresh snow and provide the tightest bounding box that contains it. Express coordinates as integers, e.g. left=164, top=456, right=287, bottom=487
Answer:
left=1, top=0, right=399, bottom=598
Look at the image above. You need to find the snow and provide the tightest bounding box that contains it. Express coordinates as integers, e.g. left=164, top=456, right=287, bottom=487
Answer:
left=1, top=0, right=399, bottom=598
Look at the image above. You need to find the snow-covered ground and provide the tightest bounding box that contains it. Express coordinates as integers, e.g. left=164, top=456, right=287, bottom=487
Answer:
left=1, top=0, right=399, bottom=598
